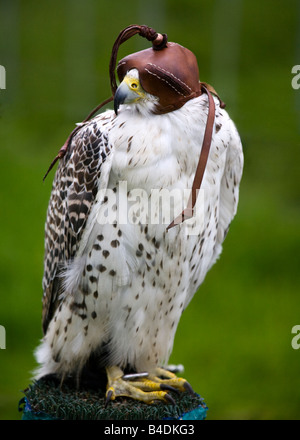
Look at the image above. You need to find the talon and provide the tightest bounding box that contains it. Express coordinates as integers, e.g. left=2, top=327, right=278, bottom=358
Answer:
left=183, top=381, right=195, bottom=395
left=160, top=384, right=180, bottom=394
left=164, top=393, right=176, bottom=405
left=105, top=389, right=114, bottom=408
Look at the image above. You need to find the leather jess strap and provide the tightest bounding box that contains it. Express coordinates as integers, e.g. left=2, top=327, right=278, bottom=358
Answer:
left=166, top=84, right=216, bottom=230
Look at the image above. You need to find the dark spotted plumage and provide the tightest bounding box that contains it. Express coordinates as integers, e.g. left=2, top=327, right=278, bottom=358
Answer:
left=42, top=113, right=115, bottom=334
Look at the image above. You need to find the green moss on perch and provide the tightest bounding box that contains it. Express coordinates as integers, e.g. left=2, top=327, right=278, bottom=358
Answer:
left=19, top=376, right=208, bottom=420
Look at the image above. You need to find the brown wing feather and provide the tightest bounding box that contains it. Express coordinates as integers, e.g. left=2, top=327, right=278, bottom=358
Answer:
left=42, top=114, right=114, bottom=334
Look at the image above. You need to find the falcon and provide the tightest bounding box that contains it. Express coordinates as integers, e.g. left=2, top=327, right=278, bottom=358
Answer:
left=35, top=25, right=243, bottom=405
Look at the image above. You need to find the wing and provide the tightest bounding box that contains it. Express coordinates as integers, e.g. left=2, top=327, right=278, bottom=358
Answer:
left=217, top=118, right=244, bottom=245
left=42, top=111, right=115, bottom=334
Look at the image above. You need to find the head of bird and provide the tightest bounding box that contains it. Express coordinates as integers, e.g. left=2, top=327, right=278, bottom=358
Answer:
left=114, top=69, right=157, bottom=115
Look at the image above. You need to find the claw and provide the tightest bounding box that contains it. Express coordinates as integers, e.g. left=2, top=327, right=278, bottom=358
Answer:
left=160, top=384, right=180, bottom=394
left=164, top=393, right=176, bottom=405
left=183, top=381, right=195, bottom=395
left=105, top=389, right=114, bottom=408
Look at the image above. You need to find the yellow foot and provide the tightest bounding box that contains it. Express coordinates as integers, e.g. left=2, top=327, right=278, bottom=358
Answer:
left=105, top=366, right=194, bottom=406
left=148, top=367, right=195, bottom=395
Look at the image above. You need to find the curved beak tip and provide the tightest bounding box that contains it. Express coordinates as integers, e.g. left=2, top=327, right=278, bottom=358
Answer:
left=114, top=85, right=127, bottom=115
left=114, top=99, right=119, bottom=115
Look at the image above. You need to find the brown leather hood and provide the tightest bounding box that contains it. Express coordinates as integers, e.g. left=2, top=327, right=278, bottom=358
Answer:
left=117, top=42, right=201, bottom=114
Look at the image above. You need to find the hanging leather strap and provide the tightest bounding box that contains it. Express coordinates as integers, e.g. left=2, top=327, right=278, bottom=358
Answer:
left=167, top=84, right=216, bottom=230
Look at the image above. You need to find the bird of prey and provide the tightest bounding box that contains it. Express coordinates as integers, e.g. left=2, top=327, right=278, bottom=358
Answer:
left=35, top=25, right=243, bottom=405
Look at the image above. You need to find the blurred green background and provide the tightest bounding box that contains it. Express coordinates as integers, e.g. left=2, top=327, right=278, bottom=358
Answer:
left=0, top=0, right=299, bottom=420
